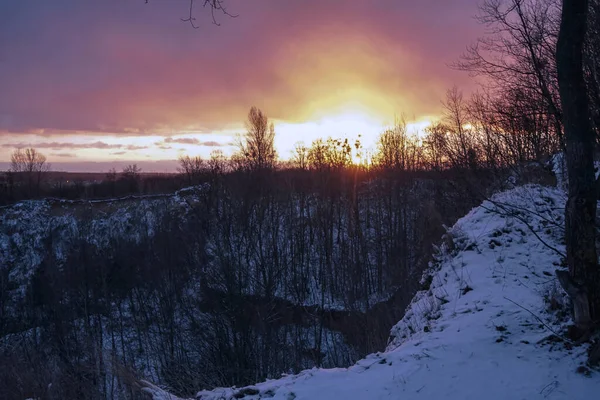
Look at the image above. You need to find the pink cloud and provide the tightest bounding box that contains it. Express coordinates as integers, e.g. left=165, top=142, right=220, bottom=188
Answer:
left=0, top=1, right=482, bottom=137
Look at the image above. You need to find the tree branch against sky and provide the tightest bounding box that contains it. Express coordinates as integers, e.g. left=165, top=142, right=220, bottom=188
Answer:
left=146, top=0, right=237, bottom=28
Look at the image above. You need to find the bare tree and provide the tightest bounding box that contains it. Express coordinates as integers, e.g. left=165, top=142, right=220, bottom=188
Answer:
left=237, top=106, right=277, bottom=171
left=556, top=0, right=600, bottom=341
left=455, top=0, right=564, bottom=149
left=441, top=87, right=479, bottom=170
left=121, top=164, right=142, bottom=193
left=585, top=0, right=600, bottom=141
left=374, top=118, right=422, bottom=171
left=10, top=148, right=48, bottom=175
left=208, top=150, right=227, bottom=176
left=106, top=168, right=117, bottom=182
left=9, top=148, right=50, bottom=197
left=146, top=0, right=237, bottom=28
left=122, top=164, right=142, bottom=178
left=423, top=123, right=449, bottom=171
left=292, top=142, right=309, bottom=170
left=105, top=168, right=118, bottom=197
left=178, top=155, right=206, bottom=185
left=307, top=138, right=353, bottom=170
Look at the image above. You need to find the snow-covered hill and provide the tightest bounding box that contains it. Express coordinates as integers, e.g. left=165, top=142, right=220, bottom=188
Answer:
left=143, top=184, right=600, bottom=400
left=0, top=186, right=206, bottom=297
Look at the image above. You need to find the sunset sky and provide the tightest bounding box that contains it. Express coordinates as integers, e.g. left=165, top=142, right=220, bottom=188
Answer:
left=0, top=0, right=482, bottom=172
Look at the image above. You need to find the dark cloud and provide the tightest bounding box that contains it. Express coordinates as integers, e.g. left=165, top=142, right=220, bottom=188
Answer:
left=164, top=137, right=201, bottom=145
left=161, top=137, right=228, bottom=147
left=50, top=152, right=77, bottom=158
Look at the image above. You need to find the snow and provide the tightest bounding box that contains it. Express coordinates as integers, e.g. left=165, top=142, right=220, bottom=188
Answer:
left=551, top=153, right=567, bottom=190
left=551, top=151, right=600, bottom=190
left=0, top=185, right=208, bottom=300
left=143, top=184, right=599, bottom=400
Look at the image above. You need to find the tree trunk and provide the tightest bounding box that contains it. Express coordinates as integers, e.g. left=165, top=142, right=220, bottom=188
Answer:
left=556, top=0, right=600, bottom=329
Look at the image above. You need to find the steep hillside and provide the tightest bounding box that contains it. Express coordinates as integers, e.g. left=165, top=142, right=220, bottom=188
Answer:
left=143, top=184, right=600, bottom=400
left=1, top=176, right=458, bottom=398
left=0, top=187, right=206, bottom=297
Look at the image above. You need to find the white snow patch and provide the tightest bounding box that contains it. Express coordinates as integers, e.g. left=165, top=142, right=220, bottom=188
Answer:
left=144, top=184, right=599, bottom=400
left=551, top=153, right=567, bottom=190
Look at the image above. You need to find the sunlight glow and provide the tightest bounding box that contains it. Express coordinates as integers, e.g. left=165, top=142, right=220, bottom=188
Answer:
left=0, top=113, right=438, bottom=172
left=274, top=111, right=385, bottom=159
left=406, top=118, right=435, bottom=137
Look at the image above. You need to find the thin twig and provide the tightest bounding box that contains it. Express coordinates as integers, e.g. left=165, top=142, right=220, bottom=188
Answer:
left=145, top=0, right=237, bottom=28
left=503, top=296, right=572, bottom=344
left=181, top=0, right=200, bottom=29
left=480, top=201, right=566, bottom=258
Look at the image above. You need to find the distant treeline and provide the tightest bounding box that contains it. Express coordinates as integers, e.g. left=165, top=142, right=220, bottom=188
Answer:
left=0, top=91, right=563, bottom=206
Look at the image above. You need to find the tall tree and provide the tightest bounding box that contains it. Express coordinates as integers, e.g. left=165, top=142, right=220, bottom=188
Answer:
left=585, top=0, right=600, bottom=140
left=556, top=0, right=600, bottom=335
left=9, top=148, right=49, bottom=197
left=455, top=0, right=564, bottom=150
left=121, top=164, right=142, bottom=193
left=374, top=118, right=421, bottom=171
left=237, top=106, right=277, bottom=171
left=178, top=155, right=206, bottom=185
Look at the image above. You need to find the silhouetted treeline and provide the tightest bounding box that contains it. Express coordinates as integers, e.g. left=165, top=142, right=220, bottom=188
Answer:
left=0, top=167, right=187, bottom=206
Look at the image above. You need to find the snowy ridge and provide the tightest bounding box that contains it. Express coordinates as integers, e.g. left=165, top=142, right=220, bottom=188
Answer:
left=143, top=184, right=599, bottom=400
left=0, top=185, right=208, bottom=297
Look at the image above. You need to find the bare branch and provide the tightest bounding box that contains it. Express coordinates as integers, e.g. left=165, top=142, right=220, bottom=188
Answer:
left=145, top=0, right=237, bottom=28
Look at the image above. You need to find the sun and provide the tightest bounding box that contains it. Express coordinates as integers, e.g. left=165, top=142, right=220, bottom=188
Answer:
left=274, top=110, right=385, bottom=160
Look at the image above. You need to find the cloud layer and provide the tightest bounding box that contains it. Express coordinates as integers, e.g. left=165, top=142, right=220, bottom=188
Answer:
left=0, top=0, right=481, bottom=137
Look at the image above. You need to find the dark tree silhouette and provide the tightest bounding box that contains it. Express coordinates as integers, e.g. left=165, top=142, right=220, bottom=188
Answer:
left=556, top=0, right=600, bottom=343
left=9, top=148, right=50, bottom=197
left=178, top=155, right=206, bottom=185
left=236, top=106, right=277, bottom=171
left=146, top=0, right=236, bottom=28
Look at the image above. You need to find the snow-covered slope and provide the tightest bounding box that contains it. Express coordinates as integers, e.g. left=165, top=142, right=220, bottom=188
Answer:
left=0, top=186, right=206, bottom=297
left=143, top=184, right=599, bottom=400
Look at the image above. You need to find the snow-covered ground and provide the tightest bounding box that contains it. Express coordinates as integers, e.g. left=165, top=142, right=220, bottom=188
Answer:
left=0, top=186, right=207, bottom=296
left=143, top=184, right=599, bottom=400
